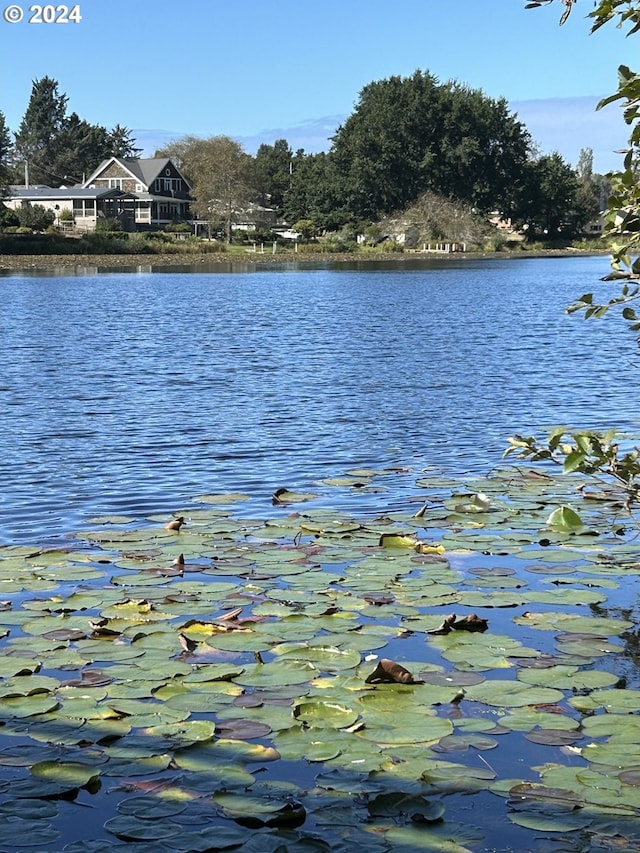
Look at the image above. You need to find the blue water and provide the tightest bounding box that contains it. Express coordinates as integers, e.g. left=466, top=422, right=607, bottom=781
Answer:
left=0, top=255, right=635, bottom=544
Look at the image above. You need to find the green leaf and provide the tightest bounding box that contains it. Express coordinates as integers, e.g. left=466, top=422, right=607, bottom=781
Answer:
left=546, top=506, right=583, bottom=532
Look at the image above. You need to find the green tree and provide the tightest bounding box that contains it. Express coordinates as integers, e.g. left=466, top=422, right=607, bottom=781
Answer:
left=108, top=124, right=141, bottom=159
left=161, top=135, right=253, bottom=241
left=14, top=76, right=68, bottom=185
left=292, top=218, right=317, bottom=241
left=517, top=152, right=584, bottom=238
left=15, top=203, right=54, bottom=231
left=53, top=113, right=110, bottom=183
left=252, top=138, right=292, bottom=214
left=154, top=136, right=198, bottom=176
left=12, top=78, right=142, bottom=187
left=284, top=151, right=349, bottom=231
left=329, top=70, right=532, bottom=220
left=0, top=111, right=12, bottom=198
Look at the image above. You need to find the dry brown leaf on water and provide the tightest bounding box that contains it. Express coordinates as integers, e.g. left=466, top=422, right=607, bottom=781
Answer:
left=217, top=607, right=244, bottom=622
left=427, top=613, right=489, bottom=634
left=89, top=618, right=122, bottom=638
left=451, top=613, right=489, bottom=632
left=178, top=632, right=199, bottom=652
left=426, top=614, right=457, bottom=635
left=365, top=658, right=421, bottom=684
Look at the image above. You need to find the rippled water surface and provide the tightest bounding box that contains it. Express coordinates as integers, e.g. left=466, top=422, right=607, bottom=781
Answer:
left=1, top=255, right=635, bottom=543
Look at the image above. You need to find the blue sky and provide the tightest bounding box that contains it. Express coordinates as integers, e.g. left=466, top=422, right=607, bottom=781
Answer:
left=0, top=0, right=635, bottom=173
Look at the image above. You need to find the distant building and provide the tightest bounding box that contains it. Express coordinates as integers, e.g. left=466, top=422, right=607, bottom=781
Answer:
left=84, top=157, right=191, bottom=229
left=4, top=157, right=192, bottom=232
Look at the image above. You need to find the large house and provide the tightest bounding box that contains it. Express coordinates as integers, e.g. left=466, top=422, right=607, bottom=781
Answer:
left=4, top=157, right=192, bottom=232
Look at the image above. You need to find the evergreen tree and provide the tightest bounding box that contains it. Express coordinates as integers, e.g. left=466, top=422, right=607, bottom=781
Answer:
left=13, top=78, right=142, bottom=187
left=284, top=151, right=349, bottom=230
left=53, top=113, right=111, bottom=183
left=0, top=111, right=12, bottom=197
left=517, top=152, right=585, bottom=238
left=252, top=138, right=293, bottom=214
left=14, top=76, right=68, bottom=185
left=108, top=125, right=142, bottom=159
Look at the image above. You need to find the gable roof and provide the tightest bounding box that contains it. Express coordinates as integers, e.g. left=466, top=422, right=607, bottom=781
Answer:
left=82, top=157, right=190, bottom=190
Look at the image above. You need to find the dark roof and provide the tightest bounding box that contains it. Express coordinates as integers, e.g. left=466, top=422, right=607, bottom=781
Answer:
left=83, top=157, right=190, bottom=190
left=8, top=186, right=137, bottom=200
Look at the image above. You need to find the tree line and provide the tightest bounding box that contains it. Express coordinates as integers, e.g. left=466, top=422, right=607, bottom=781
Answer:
left=1, top=72, right=608, bottom=241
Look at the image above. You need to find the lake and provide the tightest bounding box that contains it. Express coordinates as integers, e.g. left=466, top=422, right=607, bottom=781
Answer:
left=1, top=254, right=639, bottom=853
left=0, top=254, right=635, bottom=545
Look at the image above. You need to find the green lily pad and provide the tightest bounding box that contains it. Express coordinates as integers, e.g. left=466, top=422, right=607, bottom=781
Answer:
left=293, top=699, right=359, bottom=729
left=31, top=760, right=100, bottom=788
left=463, top=680, right=564, bottom=708
left=104, top=815, right=182, bottom=841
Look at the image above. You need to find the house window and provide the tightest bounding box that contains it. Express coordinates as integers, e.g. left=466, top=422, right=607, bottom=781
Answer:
left=135, top=183, right=143, bottom=192
left=73, top=199, right=96, bottom=216
left=109, top=178, right=123, bottom=189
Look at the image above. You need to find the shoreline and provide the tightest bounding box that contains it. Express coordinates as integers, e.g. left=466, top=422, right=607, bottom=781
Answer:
left=0, top=247, right=609, bottom=273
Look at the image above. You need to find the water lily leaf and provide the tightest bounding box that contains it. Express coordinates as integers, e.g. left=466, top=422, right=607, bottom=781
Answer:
left=0, top=820, right=61, bottom=848
left=546, top=506, right=583, bottom=533
left=293, top=699, right=359, bottom=729
left=0, top=658, right=41, bottom=678
left=619, top=768, right=640, bottom=785
left=31, top=760, right=100, bottom=788
left=216, top=718, right=272, bottom=740
left=0, top=744, right=63, bottom=765
left=0, top=694, right=59, bottom=717
left=100, top=754, right=173, bottom=777
left=435, top=734, right=499, bottom=752
left=117, top=795, right=187, bottom=819
left=195, top=493, right=250, bottom=504
left=463, top=680, right=564, bottom=708
left=361, top=713, right=453, bottom=747
left=104, top=815, right=182, bottom=841
left=508, top=810, right=592, bottom=832
left=233, top=660, right=317, bottom=688
left=272, top=488, right=317, bottom=504
left=382, top=822, right=484, bottom=851
left=569, top=687, right=640, bottom=714
left=0, top=674, right=60, bottom=698
left=213, top=792, right=306, bottom=829
left=517, top=666, right=618, bottom=690
left=524, top=728, right=583, bottom=746
left=367, top=792, right=445, bottom=822
left=139, top=720, right=216, bottom=745
left=581, top=741, right=640, bottom=768
left=0, top=798, right=58, bottom=819
left=500, top=710, right=580, bottom=733
left=581, top=715, right=640, bottom=739
left=271, top=643, right=361, bottom=672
